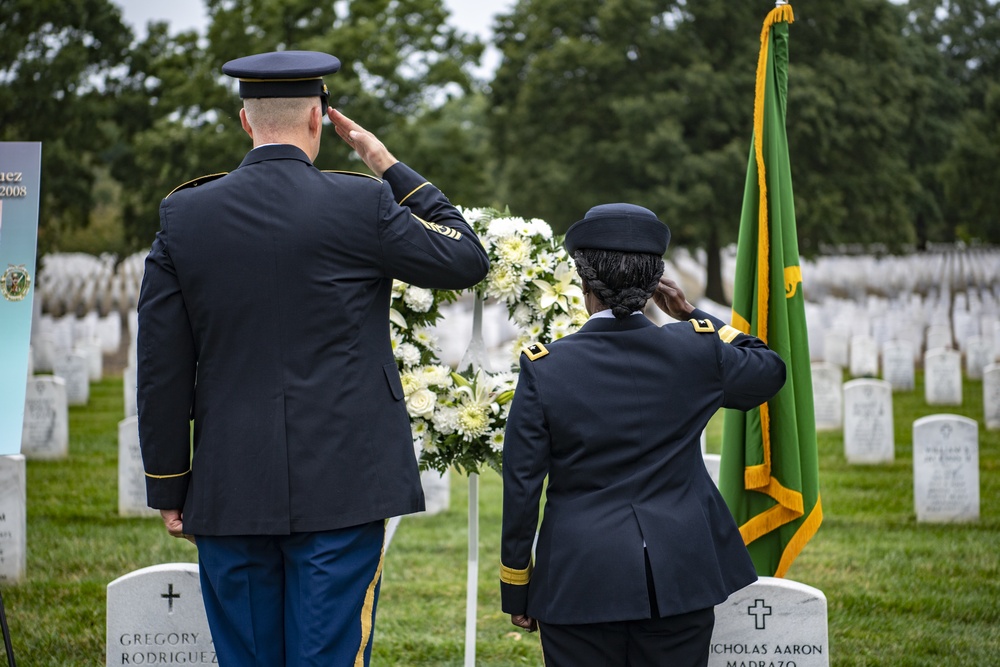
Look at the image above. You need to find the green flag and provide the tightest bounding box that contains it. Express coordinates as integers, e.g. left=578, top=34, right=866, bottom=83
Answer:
left=720, top=3, right=822, bottom=578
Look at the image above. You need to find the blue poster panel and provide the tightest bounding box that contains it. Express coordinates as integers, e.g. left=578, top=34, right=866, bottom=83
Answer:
left=0, top=142, right=42, bottom=455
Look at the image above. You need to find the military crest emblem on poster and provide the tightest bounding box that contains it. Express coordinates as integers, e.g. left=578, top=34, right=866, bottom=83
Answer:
left=1, top=264, right=31, bottom=301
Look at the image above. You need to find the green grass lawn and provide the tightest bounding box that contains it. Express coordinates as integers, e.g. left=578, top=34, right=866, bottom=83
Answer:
left=3, top=370, right=998, bottom=665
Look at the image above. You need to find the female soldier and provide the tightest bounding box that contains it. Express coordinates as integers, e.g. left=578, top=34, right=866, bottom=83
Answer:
left=500, top=203, right=786, bottom=666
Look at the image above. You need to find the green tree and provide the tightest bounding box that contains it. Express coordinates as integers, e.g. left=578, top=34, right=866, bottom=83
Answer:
left=0, top=0, right=135, bottom=252
left=111, top=0, right=485, bottom=247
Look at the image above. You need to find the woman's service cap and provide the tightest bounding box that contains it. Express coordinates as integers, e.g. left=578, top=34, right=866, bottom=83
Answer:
left=564, top=203, right=670, bottom=255
left=222, top=50, right=341, bottom=100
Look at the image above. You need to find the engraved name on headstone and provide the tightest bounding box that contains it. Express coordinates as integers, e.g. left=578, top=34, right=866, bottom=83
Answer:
left=106, top=563, right=216, bottom=667
left=913, top=415, right=979, bottom=523
left=709, top=577, right=829, bottom=667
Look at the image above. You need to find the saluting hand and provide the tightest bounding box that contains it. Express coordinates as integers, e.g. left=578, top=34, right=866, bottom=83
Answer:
left=652, top=276, right=695, bottom=320
left=328, top=109, right=399, bottom=177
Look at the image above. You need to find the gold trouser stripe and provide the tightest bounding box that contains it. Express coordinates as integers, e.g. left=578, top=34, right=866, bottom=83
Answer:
left=500, top=562, right=532, bottom=586
left=144, top=468, right=191, bottom=479
left=354, top=523, right=387, bottom=667
left=399, top=181, right=431, bottom=205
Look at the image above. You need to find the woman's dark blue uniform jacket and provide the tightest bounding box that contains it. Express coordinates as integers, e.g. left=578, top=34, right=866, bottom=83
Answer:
left=137, top=144, right=489, bottom=536
left=500, top=309, right=786, bottom=624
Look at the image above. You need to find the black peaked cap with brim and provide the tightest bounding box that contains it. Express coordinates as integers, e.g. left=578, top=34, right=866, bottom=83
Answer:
left=564, top=203, right=670, bottom=256
left=222, top=50, right=341, bottom=99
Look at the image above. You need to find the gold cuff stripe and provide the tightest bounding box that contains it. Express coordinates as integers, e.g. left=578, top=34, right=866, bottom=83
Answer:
left=399, top=181, right=431, bottom=205
left=500, top=562, right=533, bottom=586
left=144, top=469, right=191, bottom=480
left=718, top=325, right=741, bottom=344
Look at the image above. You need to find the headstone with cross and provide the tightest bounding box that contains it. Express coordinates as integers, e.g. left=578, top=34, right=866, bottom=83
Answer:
left=106, top=563, right=216, bottom=666
left=709, top=577, right=829, bottom=666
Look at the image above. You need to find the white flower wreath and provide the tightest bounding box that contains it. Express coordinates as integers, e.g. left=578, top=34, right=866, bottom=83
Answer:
left=391, top=207, right=588, bottom=475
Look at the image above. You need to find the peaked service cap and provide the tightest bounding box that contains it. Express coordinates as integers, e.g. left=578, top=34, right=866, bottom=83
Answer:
left=564, top=203, right=670, bottom=255
left=222, top=50, right=341, bottom=100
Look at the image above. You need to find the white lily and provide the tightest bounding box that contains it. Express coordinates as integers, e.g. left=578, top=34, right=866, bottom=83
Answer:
left=532, top=261, right=584, bottom=313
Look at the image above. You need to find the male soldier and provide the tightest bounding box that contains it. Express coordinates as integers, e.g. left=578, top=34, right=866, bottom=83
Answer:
left=137, top=50, right=489, bottom=666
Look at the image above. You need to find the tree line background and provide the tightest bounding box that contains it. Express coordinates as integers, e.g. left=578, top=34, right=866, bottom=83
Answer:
left=2, top=0, right=998, bottom=304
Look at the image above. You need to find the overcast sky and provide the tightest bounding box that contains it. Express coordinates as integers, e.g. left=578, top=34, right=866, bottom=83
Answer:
left=114, top=0, right=513, bottom=42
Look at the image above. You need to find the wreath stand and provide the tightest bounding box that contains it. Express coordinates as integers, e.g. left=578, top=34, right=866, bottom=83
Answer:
left=385, top=292, right=490, bottom=667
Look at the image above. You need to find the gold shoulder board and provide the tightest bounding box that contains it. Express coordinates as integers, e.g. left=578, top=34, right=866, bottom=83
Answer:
left=522, top=342, right=549, bottom=361
left=689, top=318, right=715, bottom=333
left=165, top=172, right=228, bottom=198
left=322, top=169, right=383, bottom=183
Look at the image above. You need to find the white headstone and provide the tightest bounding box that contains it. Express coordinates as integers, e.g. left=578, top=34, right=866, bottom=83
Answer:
left=924, top=349, right=962, bottom=406
left=106, top=563, right=216, bottom=667
left=913, top=415, right=979, bottom=523
left=20, top=376, right=69, bottom=460
left=77, top=338, right=103, bottom=383
left=848, top=335, right=879, bottom=378
left=881, top=340, right=915, bottom=391
left=985, top=364, right=1000, bottom=430
left=703, top=453, right=721, bottom=487
left=124, top=365, right=138, bottom=418
left=843, top=379, right=894, bottom=464
left=822, top=331, right=849, bottom=368
left=118, top=416, right=159, bottom=518
left=811, top=362, right=842, bottom=431
left=99, top=312, right=122, bottom=353
left=0, top=455, right=27, bottom=584
left=32, top=333, right=56, bottom=373
left=53, top=350, right=90, bottom=406
left=420, top=468, right=451, bottom=516
left=963, top=336, right=992, bottom=380
left=925, top=324, right=953, bottom=352
left=710, top=577, right=829, bottom=667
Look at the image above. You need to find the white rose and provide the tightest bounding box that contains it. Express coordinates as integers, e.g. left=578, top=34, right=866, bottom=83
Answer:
left=406, top=388, right=437, bottom=418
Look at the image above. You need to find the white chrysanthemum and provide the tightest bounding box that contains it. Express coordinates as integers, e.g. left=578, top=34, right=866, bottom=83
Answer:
left=400, top=372, right=421, bottom=395
left=457, top=403, right=491, bottom=440
left=395, top=342, right=421, bottom=367
left=412, top=327, right=438, bottom=350
left=411, top=418, right=428, bottom=445
left=403, top=286, right=434, bottom=313
left=494, top=235, right=531, bottom=266
left=431, top=406, right=459, bottom=435
left=487, top=217, right=520, bottom=238
left=524, top=320, right=545, bottom=339
left=419, top=365, right=452, bottom=388
left=549, top=314, right=574, bottom=340
left=406, top=388, right=437, bottom=418
left=460, top=207, right=492, bottom=224
left=486, top=265, right=525, bottom=301
left=487, top=429, right=505, bottom=453
left=528, top=218, right=553, bottom=239
left=534, top=250, right=557, bottom=273
left=511, top=303, right=534, bottom=327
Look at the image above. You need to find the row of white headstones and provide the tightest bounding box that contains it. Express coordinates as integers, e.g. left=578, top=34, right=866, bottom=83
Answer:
left=7, top=247, right=1000, bottom=665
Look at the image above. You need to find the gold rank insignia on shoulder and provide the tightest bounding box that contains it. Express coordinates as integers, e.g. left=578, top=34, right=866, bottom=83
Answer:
left=165, top=172, right=228, bottom=198
left=689, top=318, right=715, bottom=333
left=522, top=342, right=549, bottom=361
left=321, top=169, right=383, bottom=183
left=717, top=324, right=742, bottom=344
left=414, top=215, right=462, bottom=241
